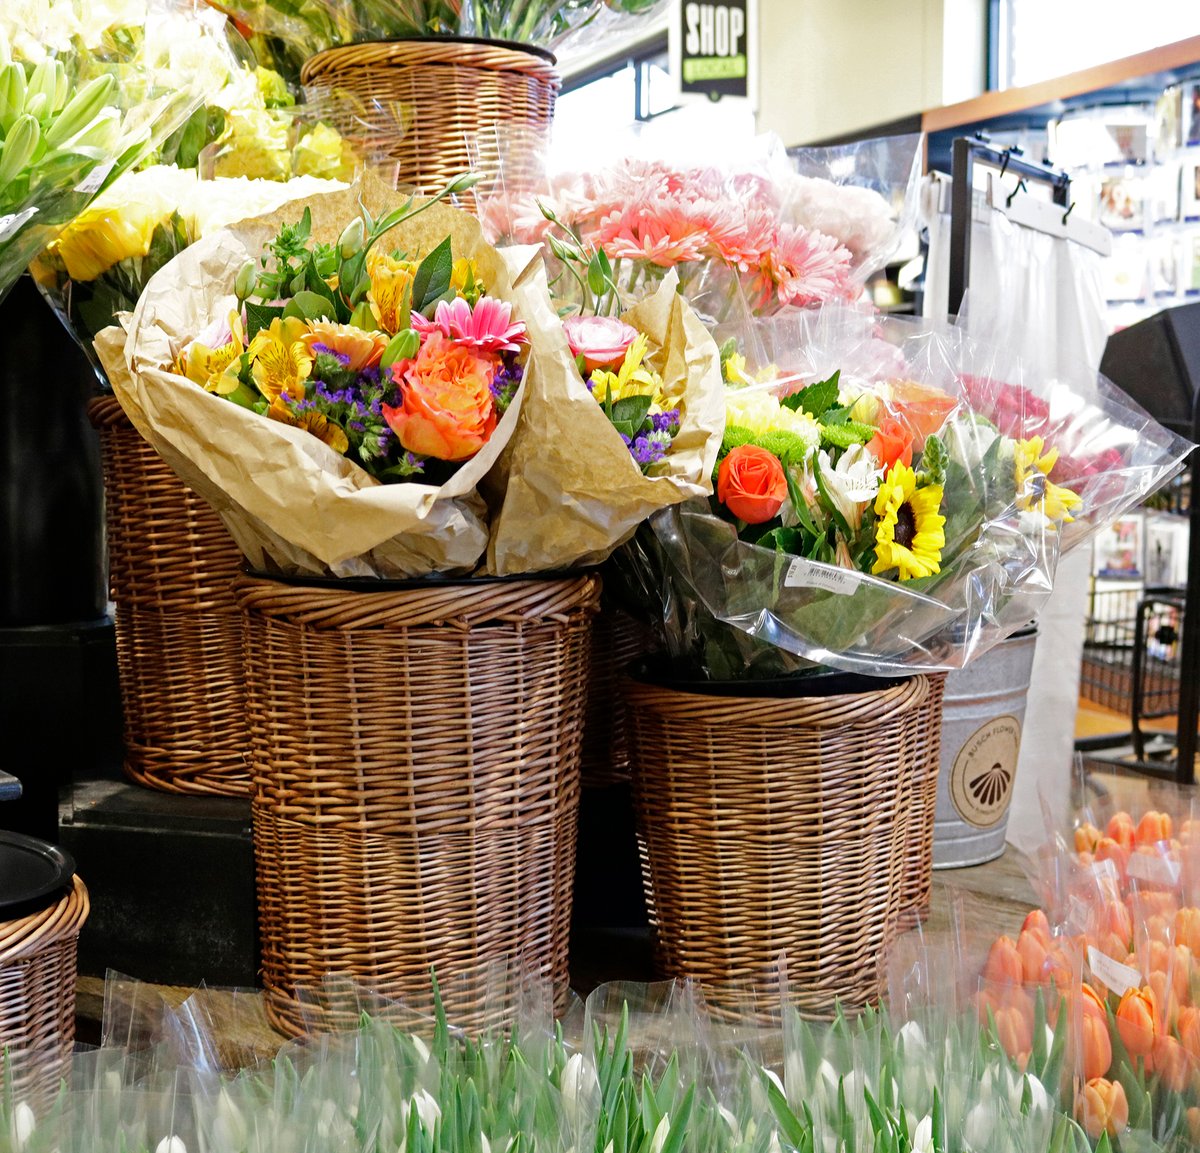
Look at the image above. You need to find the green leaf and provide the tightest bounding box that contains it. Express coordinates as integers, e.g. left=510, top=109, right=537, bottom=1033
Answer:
left=820, top=403, right=853, bottom=426
left=286, top=289, right=336, bottom=321
left=756, top=526, right=811, bottom=555
left=782, top=370, right=840, bottom=417
left=760, top=1070, right=806, bottom=1150
left=245, top=301, right=284, bottom=340
left=610, top=395, right=653, bottom=430
left=411, top=236, right=453, bottom=313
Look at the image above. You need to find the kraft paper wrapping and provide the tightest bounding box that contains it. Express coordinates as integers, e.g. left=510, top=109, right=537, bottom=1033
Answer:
left=97, top=183, right=542, bottom=578
left=485, top=271, right=726, bottom=575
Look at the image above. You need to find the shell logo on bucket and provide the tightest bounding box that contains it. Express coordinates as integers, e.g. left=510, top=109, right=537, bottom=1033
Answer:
left=949, top=714, right=1022, bottom=829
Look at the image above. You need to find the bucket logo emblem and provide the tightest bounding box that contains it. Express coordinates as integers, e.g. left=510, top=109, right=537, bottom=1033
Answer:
left=949, top=714, right=1021, bottom=828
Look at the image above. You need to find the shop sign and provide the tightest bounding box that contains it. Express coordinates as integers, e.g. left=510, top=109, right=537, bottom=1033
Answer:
left=669, top=0, right=757, bottom=107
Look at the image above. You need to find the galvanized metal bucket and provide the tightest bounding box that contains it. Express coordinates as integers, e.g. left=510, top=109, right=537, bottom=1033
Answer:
left=932, top=626, right=1038, bottom=869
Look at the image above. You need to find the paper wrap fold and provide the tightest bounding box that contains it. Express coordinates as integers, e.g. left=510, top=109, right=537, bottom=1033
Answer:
left=485, top=272, right=726, bottom=575
left=96, top=185, right=542, bottom=578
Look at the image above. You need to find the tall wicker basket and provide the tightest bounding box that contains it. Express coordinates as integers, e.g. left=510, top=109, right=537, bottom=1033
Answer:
left=87, top=396, right=250, bottom=796
left=300, top=38, right=560, bottom=199
left=235, top=573, right=599, bottom=1037
left=625, top=670, right=937, bottom=1017
left=0, top=876, right=89, bottom=1111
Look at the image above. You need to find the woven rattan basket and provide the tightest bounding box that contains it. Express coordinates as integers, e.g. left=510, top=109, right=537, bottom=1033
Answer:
left=87, top=396, right=249, bottom=796
left=626, top=671, right=937, bottom=1016
left=236, top=572, right=599, bottom=1037
left=898, top=672, right=946, bottom=929
left=300, top=38, right=560, bottom=198
left=0, top=876, right=89, bottom=1110
left=581, top=607, right=651, bottom=788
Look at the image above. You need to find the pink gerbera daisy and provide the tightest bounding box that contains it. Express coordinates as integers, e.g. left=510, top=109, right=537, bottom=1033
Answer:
left=594, top=207, right=709, bottom=268
left=762, top=223, right=856, bottom=308
left=411, top=296, right=527, bottom=354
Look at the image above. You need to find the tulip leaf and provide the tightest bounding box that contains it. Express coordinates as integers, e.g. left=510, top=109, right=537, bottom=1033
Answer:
left=411, top=236, right=453, bottom=313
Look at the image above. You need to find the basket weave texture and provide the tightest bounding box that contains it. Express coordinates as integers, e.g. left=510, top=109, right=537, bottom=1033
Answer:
left=626, top=674, right=937, bottom=1016
left=300, top=39, right=560, bottom=198
left=899, top=672, right=946, bottom=928
left=236, top=573, right=599, bottom=1036
left=581, top=608, right=651, bottom=788
left=87, top=396, right=250, bottom=796
left=0, top=877, right=89, bottom=1110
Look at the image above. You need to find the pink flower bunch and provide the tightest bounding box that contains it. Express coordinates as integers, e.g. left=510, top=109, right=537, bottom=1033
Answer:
left=493, top=158, right=858, bottom=316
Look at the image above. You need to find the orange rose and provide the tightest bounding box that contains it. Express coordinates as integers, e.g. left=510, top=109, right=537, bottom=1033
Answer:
left=717, top=445, right=787, bottom=524
left=865, top=415, right=913, bottom=471
left=882, top=379, right=957, bottom=448
left=1077, top=1078, right=1128, bottom=1139
left=1116, top=985, right=1161, bottom=1059
left=383, top=332, right=497, bottom=462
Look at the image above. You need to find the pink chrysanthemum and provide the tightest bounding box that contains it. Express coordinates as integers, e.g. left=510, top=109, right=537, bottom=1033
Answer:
left=761, top=223, right=856, bottom=308
left=411, top=296, right=527, bottom=354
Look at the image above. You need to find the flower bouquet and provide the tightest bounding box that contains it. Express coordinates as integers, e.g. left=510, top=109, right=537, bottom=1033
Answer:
left=643, top=307, right=1192, bottom=679
left=0, top=0, right=242, bottom=305
left=100, top=177, right=544, bottom=577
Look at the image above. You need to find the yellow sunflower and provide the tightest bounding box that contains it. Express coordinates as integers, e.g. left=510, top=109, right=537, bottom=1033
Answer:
left=247, top=317, right=313, bottom=403
left=1014, top=437, right=1083, bottom=523
left=871, top=462, right=946, bottom=581
left=265, top=397, right=350, bottom=454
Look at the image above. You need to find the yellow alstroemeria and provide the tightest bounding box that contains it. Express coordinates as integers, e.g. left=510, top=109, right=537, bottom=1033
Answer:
left=265, top=397, right=349, bottom=455
left=247, top=316, right=313, bottom=403
left=590, top=333, right=670, bottom=409
left=176, top=311, right=246, bottom=394
left=1014, top=436, right=1083, bottom=523
left=451, top=257, right=484, bottom=303
left=367, top=251, right=418, bottom=335
left=872, top=462, right=946, bottom=581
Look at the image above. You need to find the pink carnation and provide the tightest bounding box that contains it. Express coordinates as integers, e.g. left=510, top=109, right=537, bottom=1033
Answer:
left=562, top=315, right=639, bottom=372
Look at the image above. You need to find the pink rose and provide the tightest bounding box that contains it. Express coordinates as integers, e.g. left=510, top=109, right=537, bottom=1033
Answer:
left=562, top=315, right=639, bottom=372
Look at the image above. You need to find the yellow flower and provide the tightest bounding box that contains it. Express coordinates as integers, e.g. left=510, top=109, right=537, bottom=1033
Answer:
left=450, top=257, right=485, bottom=303
left=291, top=122, right=353, bottom=181
left=367, top=251, right=418, bottom=335
left=589, top=333, right=669, bottom=408
left=53, top=201, right=166, bottom=281
left=872, top=462, right=945, bottom=581
left=247, top=316, right=313, bottom=403
left=177, top=313, right=248, bottom=395
left=723, top=349, right=747, bottom=384
left=265, top=397, right=349, bottom=455
left=1014, top=436, right=1083, bottom=523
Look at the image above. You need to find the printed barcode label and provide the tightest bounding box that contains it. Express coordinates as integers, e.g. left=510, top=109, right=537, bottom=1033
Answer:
left=1087, top=946, right=1141, bottom=996
left=1126, top=851, right=1180, bottom=888
left=784, top=558, right=863, bottom=595
left=0, top=207, right=37, bottom=243
left=74, top=160, right=115, bottom=195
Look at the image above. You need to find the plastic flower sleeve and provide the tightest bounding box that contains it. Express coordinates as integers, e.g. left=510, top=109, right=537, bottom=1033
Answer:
left=646, top=310, right=1192, bottom=678
left=0, top=0, right=240, bottom=306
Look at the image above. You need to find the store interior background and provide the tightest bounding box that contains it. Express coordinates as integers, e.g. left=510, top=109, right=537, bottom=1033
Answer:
left=556, top=0, right=1200, bottom=851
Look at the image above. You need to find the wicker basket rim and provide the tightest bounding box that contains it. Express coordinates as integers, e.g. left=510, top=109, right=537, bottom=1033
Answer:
left=242, top=566, right=596, bottom=594
left=301, top=35, right=558, bottom=81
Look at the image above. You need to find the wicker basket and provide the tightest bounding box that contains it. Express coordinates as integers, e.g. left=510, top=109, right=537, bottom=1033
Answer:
left=87, top=396, right=250, bottom=796
left=300, top=38, right=560, bottom=199
left=898, top=672, right=947, bottom=929
left=581, top=608, right=651, bottom=788
left=235, top=573, right=599, bottom=1037
left=0, top=877, right=89, bottom=1110
left=626, top=671, right=937, bottom=1016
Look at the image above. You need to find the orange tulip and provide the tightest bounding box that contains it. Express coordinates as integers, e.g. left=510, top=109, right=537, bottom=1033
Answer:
left=1116, top=985, right=1161, bottom=1060
left=1107, top=812, right=1136, bottom=852
left=1187, top=1105, right=1200, bottom=1144
left=994, top=994, right=1034, bottom=1062
left=1181, top=1005, right=1200, bottom=1060
left=1079, top=1003, right=1114, bottom=1080
left=1149, top=1034, right=1192, bottom=1091
left=1147, top=971, right=1179, bottom=1035
left=1021, top=908, right=1052, bottom=945
left=1077, top=1078, right=1129, bottom=1139
left=1075, top=822, right=1102, bottom=854
left=1018, top=928, right=1051, bottom=985
left=1102, top=900, right=1134, bottom=952
left=983, top=935, right=1024, bottom=986
left=1177, top=907, right=1200, bottom=955
left=1138, top=890, right=1179, bottom=920
left=1095, top=837, right=1130, bottom=881
left=1146, top=940, right=1191, bottom=1005
left=1136, top=810, right=1173, bottom=846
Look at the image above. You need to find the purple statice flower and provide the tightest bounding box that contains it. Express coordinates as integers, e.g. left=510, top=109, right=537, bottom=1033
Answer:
left=311, top=343, right=352, bottom=367
left=652, top=408, right=681, bottom=434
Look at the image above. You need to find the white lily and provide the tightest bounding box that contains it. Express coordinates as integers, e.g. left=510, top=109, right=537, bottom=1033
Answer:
left=818, top=444, right=880, bottom=530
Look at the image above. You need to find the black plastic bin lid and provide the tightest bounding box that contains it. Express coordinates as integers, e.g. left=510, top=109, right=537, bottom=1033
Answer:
left=0, top=832, right=75, bottom=921
left=628, top=656, right=914, bottom=699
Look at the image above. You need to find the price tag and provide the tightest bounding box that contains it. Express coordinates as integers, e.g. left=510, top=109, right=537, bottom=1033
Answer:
left=784, top=558, right=863, bottom=595
left=1126, top=851, right=1180, bottom=888
left=0, top=207, right=37, bottom=244
left=1087, top=946, right=1141, bottom=997
left=74, top=160, right=115, bottom=195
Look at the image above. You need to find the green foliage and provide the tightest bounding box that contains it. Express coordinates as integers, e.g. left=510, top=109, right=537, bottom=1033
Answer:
left=781, top=370, right=840, bottom=418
